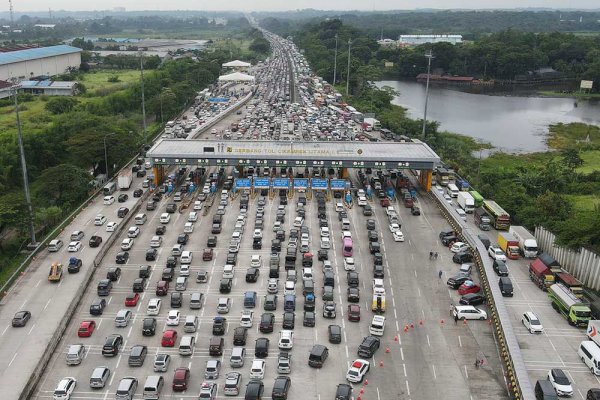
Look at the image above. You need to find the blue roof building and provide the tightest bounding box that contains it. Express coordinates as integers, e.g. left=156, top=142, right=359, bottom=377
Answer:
left=0, top=45, right=82, bottom=82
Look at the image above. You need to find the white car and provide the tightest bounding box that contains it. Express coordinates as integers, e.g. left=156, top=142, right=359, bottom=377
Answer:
left=121, top=238, right=134, bottom=251
left=346, top=359, right=370, bottom=383
left=344, top=257, right=355, bottom=271
left=253, top=229, right=263, bottom=239
left=250, top=255, right=262, bottom=268
left=522, top=312, right=544, bottom=333
left=547, top=369, right=573, bottom=397
left=193, top=201, right=203, bottom=211
left=166, top=310, right=180, bottom=326
left=320, top=227, right=330, bottom=237
left=488, top=246, right=507, bottom=261
left=267, top=278, right=278, bottom=294
left=106, top=222, right=118, bottom=232
left=278, top=330, right=294, bottom=349
left=229, top=242, right=240, bottom=253
left=103, top=196, right=115, bottom=205
left=223, top=265, right=235, bottom=279
left=240, top=310, right=254, bottom=327
left=302, top=268, right=313, bottom=280
left=273, top=221, right=282, bottom=232
left=180, top=264, right=190, bottom=277
left=451, top=242, right=469, bottom=253
left=393, top=231, right=405, bottom=242
left=284, top=281, right=295, bottom=295
left=444, top=194, right=452, bottom=203
left=147, top=298, right=162, bottom=315
left=357, top=196, right=367, bottom=206
left=127, top=226, right=140, bottom=238
left=389, top=223, right=401, bottom=233
left=341, top=231, right=352, bottom=240
left=53, top=377, right=77, bottom=400
left=320, top=237, right=331, bottom=249
left=372, top=279, right=385, bottom=295
left=335, top=202, right=344, bottom=212
left=180, top=251, right=193, bottom=264
left=67, top=241, right=82, bottom=252
left=94, top=215, right=107, bottom=226
left=188, top=212, right=198, bottom=222
left=453, top=305, right=487, bottom=320
left=231, top=232, right=242, bottom=243
left=159, top=213, right=171, bottom=224
left=293, top=217, right=304, bottom=227
left=150, top=236, right=162, bottom=248
left=249, top=359, right=266, bottom=379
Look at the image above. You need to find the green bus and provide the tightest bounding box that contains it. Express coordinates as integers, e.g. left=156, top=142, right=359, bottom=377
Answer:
left=483, top=200, right=511, bottom=230
left=469, top=190, right=484, bottom=208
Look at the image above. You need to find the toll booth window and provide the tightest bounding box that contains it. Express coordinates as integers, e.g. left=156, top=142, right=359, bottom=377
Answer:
left=203, top=147, right=215, bottom=153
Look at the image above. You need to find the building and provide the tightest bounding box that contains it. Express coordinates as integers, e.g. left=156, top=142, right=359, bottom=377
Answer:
left=19, top=80, right=79, bottom=96
left=222, top=60, right=251, bottom=73
left=398, top=35, right=463, bottom=46
left=0, top=79, right=14, bottom=99
left=377, top=39, right=397, bottom=48
left=0, top=45, right=82, bottom=82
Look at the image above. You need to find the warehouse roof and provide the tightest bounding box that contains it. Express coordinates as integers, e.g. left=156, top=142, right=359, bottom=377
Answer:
left=0, top=45, right=81, bottom=66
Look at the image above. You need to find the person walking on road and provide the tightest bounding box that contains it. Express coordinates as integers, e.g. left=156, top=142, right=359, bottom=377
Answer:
left=438, top=270, right=443, bottom=279
left=450, top=303, right=454, bottom=317
left=429, top=251, right=434, bottom=260
left=454, top=314, right=458, bottom=325
left=475, top=359, right=480, bottom=369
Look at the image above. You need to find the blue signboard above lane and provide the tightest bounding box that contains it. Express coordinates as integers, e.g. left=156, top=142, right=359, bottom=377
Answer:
left=311, top=179, right=328, bottom=190
left=254, top=178, right=270, bottom=189
left=235, top=178, right=252, bottom=188
left=330, top=179, right=347, bottom=190
left=294, top=178, right=309, bottom=189
left=272, top=178, right=290, bottom=189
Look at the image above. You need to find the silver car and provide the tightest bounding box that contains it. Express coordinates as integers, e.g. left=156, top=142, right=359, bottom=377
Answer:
left=205, top=359, right=221, bottom=379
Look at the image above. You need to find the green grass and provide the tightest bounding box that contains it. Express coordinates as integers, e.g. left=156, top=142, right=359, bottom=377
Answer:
left=547, top=122, right=600, bottom=150
left=576, top=150, right=600, bottom=174
left=0, top=99, right=51, bottom=138
left=80, top=70, right=140, bottom=94
left=565, top=194, right=600, bottom=212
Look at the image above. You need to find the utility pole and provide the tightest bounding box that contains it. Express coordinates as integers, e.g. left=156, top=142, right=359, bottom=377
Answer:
left=333, top=34, right=338, bottom=86
left=12, top=82, right=37, bottom=246
left=139, top=50, right=148, bottom=145
left=421, top=50, right=434, bottom=139
left=346, top=39, right=352, bottom=96
left=103, top=132, right=116, bottom=178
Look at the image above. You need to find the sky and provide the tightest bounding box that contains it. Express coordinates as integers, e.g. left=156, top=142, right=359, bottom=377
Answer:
left=11, top=0, right=600, bottom=12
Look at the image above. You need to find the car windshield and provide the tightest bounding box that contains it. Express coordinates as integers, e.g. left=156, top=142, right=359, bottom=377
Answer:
left=553, top=373, right=570, bottom=385
left=348, top=370, right=359, bottom=376
left=530, top=318, right=540, bottom=325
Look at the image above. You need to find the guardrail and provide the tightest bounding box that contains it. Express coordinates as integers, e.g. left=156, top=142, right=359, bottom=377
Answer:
left=429, top=189, right=535, bottom=400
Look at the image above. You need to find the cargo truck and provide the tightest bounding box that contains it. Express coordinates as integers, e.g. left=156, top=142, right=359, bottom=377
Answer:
left=509, top=226, right=539, bottom=258
left=457, top=192, right=475, bottom=213
left=529, top=259, right=555, bottom=290
left=474, top=208, right=492, bottom=231
left=587, top=320, right=600, bottom=346
left=497, top=232, right=520, bottom=260
left=372, top=294, right=385, bottom=313
left=548, top=283, right=591, bottom=327
left=555, top=272, right=584, bottom=298
left=48, top=262, right=63, bottom=282
left=118, top=170, right=132, bottom=190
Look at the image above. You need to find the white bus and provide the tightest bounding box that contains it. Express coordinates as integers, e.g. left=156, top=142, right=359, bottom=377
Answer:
left=447, top=183, right=459, bottom=198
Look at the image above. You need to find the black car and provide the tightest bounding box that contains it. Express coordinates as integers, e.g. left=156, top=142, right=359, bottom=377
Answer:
left=253, top=238, right=262, bottom=250
left=132, top=277, right=146, bottom=293
left=347, top=272, right=359, bottom=288
left=233, top=327, right=248, bottom=345
left=139, top=265, right=151, bottom=279
left=68, top=257, right=82, bottom=273
left=453, top=251, right=473, bottom=264
left=367, top=231, right=378, bottom=243
left=156, top=225, right=166, bottom=235
left=373, top=264, right=385, bottom=278
left=255, top=337, right=270, bottom=358
left=303, top=311, right=316, bottom=327
left=373, top=253, right=383, bottom=266
left=318, top=249, right=328, bottom=261
left=260, top=313, right=275, bottom=333
left=328, top=324, right=342, bottom=343
left=166, top=256, right=177, bottom=269
left=118, top=194, right=128, bottom=202
left=212, top=317, right=227, bottom=335
left=347, top=287, right=360, bottom=303
left=117, top=207, right=129, bottom=218
left=89, top=235, right=102, bottom=248
left=363, top=204, right=373, bottom=216
left=177, top=233, right=189, bottom=245
left=369, top=241, right=381, bottom=253
left=227, top=252, right=237, bottom=265
left=207, top=236, right=217, bottom=247
left=115, top=252, right=129, bottom=264
left=133, top=189, right=143, bottom=198
left=459, top=293, right=486, bottom=306
left=245, top=380, right=264, bottom=399
left=12, top=310, right=31, bottom=327
left=246, top=268, right=260, bottom=283
left=107, top=267, right=121, bottom=281
left=439, top=230, right=456, bottom=241
left=90, top=298, right=106, bottom=315
left=447, top=274, right=471, bottom=289
left=102, top=334, right=123, bottom=356
left=282, top=312, right=295, bottom=329
left=142, top=317, right=157, bottom=336
left=493, top=260, right=509, bottom=276
left=411, top=206, right=421, bottom=215
left=366, top=219, right=376, bottom=230
left=166, top=203, right=177, bottom=213
left=162, top=267, right=174, bottom=282
left=171, top=292, right=183, bottom=308
left=271, top=239, right=281, bottom=252
left=319, top=218, right=328, bottom=228
left=272, top=376, right=291, bottom=400
left=335, top=384, right=353, bottom=400
left=146, top=248, right=158, bottom=261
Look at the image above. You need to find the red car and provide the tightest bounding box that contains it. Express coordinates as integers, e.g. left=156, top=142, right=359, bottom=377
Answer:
left=203, top=248, right=213, bottom=261
left=458, top=281, right=481, bottom=295
left=77, top=320, right=96, bottom=337
left=348, top=304, right=361, bottom=322
left=125, top=293, right=140, bottom=307
left=380, top=198, right=390, bottom=207
left=172, top=367, right=190, bottom=391
left=161, top=330, right=178, bottom=347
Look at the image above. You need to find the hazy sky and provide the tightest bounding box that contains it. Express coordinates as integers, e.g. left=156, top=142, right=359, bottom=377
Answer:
left=12, top=0, right=600, bottom=12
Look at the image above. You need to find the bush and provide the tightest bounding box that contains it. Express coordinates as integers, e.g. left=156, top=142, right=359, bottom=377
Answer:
left=107, top=75, right=120, bottom=83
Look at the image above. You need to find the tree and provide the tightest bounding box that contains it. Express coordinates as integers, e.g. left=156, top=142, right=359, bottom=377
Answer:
left=561, top=148, right=584, bottom=170
left=32, top=164, right=91, bottom=208
left=45, top=97, right=79, bottom=114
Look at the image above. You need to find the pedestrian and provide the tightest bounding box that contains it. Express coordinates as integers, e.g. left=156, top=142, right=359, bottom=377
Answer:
left=429, top=251, right=434, bottom=259
left=475, top=359, right=480, bottom=369
left=449, top=303, right=454, bottom=316
left=434, top=252, right=439, bottom=259
left=438, top=270, right=443, bottom=279
left=454, top=314, right=458, bottom=325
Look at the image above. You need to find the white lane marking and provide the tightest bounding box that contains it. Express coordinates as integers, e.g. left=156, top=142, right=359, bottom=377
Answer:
left=458, top=336, right=462, bottom=347
left=43, top=298, right=52, bottom=311
left=345, top=346, right=349, bottom=358
left=414, top=270, right=417, bottom=278
left=464, top=365, right=469, bottom=379
left=400, top=347, right=405, bottom=361
left=8, top=352, right=18, bottom=367
left=2, top=325, right=9, bottom=336
left=376, top=387, right=381, bottom=400
left=402, top=363, right=407, bottom=376
left=19, top=300, right=27, bottom=308
left=432, top=364, right=437, bottom=379
left=417, top=287, right=421, bottom=297
left=405, top=381, right=411, bottom=396
left=35, top=279, right=41, bottom=288
left=426, top=335, right=431, bottom=347
left=395, top=321, right=399, bottom=331
left=27, top=323, right=36, bottom=335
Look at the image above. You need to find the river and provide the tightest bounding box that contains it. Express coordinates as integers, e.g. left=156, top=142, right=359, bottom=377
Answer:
left=377, top=80, right=600, bottom=153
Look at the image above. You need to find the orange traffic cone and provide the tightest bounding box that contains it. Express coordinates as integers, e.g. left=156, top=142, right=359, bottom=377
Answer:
left=410, top=323, right=414, bottom=329
left=360, top=388, right=365, bottom=395
left=385, top=346, right=390, bottom=353
left=380, top=360, right=384, bottom=367
left=463, top=319, right=468, bottom=325
left=394, top=335, right=398, bottom=342
left=364, top=379, right=369, bottom=386
left=441, top=319, right=445, bottom=325
left=419, top=319, right=423, bottom=325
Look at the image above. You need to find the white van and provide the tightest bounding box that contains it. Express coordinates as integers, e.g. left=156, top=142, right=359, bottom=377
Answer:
left=341, top=218, right=350, bottom=231
left=455, top=208, right=467, bottom=221
left=134, top=213, right=147, bottom=225
left=142, top=375, right=164, bottom=400
left=578, top=340, right=600, bottom=375
left=230, top=347, right=246, bottom=367
left=179, top=335, right=195, bottom=356
left=447, top=183, right=459, bottom=198
left=48, top=239, right=63, bottom=252
left=369, top=315, right=386, bottom=336
left=184, top=315, right=198, bottom=332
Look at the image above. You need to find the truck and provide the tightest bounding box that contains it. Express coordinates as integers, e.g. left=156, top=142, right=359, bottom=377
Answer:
left=372, top=294, right=386, bottom=313
left=555, top=272, right=584, bottom=298
left=363, top=118, right=381, bottom=132
left=529, top=259, right=555, bottom=291
left=548, top=283, right=591, bottom=327
left=509, top=226, right=539, bottom=259
left=587, top=320, right=600, bottom=346
left=474, top=207, right=492, bottom=231
left=457, top=192, right=475, bottom=213
left=497, top=232, right=520, bottom=260
left=48, top=262, right=63, bottom=282
left=118, top=170, right=132, bottom=190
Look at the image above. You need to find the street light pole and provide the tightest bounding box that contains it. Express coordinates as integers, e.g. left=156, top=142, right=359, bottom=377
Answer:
left=333, top=34, right=338, bottom=86
left=139, top=50, right=148, bottom=145
left=12, top=82, right=37, bottom=246
left=104, top=132, right=116, bottom=178
left=346, top=39, right=352, bottom=96
left=421, top=50, right=434, bottom=139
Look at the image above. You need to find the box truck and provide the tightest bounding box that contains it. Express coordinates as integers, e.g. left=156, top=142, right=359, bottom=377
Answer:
left=457, top=192, right=475, bottom=213
left=498, top=232, right=520, bottom=260
left=548, top=283, right=591, bottom=327
left=509, top=226, right=539, bottom=258
left=118, top=170, right=132, bottom=190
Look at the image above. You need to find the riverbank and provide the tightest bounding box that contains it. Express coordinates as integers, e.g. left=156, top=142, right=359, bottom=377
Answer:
left=538, top=90, right=600, bottom=100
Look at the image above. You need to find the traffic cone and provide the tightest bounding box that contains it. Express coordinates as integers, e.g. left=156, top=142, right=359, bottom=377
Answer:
left=419, top=319, right=423, bottom=325
left=410, top=323, right=414, bottom=329
left=385, top=346, right=390, bottom=353
left=463, top=319, right=468, bottom=325
left=364, top=379, right=369, bottom=386
left=360, top=388, right=365, bottom=395
left=404, top=325, right=409, bottom=333
left=357, top=396, right=362, bottom=400
left=394, top=335, right=398, bottom=342
left=380, top=360, right=384, bottom=367
left=441, top=319, right=445, bottom=325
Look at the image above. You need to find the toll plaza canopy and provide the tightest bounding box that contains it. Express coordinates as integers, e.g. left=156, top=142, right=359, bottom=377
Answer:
left=217, top=71, right=255, bottom=82
left=147, top=139, right=441, bottom=170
